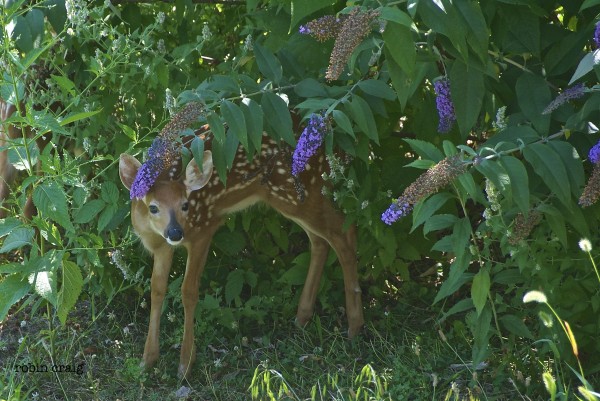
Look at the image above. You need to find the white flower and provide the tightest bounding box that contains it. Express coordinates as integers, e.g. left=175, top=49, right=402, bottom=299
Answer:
left=579, top=238, right=592, bottom=252
left=523, top=290, right=547, bottom=304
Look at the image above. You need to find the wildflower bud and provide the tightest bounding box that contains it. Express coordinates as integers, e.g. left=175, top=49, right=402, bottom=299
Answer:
left=434, top=78, right=456, bottom=133
left=542, top=83, right=586, bottom=114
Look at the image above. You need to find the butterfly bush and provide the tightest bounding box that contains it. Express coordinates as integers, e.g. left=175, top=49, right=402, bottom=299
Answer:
left=299, top=15, right=344, bottom=41
left=580, top=141, right=600, bottom=207
left=130, top=102, right=203, bottom=199
left=434, top=79, right=456, bottom=133
left=292, top=113, right=328, bottom=176
left=542, top=83, right=586, bottom=114
left=381, top=156, right=466, bottom=225
left=300, top=9, right=379, bottom=81
left=595, top=21, right=600, bottom=47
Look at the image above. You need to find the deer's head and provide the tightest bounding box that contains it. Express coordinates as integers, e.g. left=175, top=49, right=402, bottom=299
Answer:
left=119, top=151, right=213, bottom=245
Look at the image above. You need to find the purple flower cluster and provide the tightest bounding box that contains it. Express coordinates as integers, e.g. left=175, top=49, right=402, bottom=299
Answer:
left=542, top=83, right=587, bottom=114
left=292, top=113, right=327, bottom=176
left=381, top=201, right=412, bottom=225
left=130, top=137, right=174, bottom=199
left=589, top=140, right=600, bottom=165
left=595, top=21, right=600, bottom=48
left=434, top=79, right=456, bottom=133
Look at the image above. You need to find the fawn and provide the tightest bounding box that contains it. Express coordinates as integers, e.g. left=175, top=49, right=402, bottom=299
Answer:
left=0, top=99, right=40, bottom=219
left=119, top=134, right=364, bottom=379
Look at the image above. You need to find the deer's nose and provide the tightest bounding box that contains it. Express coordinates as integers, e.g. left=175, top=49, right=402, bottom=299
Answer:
left=167, top=226, right=183, bottom=243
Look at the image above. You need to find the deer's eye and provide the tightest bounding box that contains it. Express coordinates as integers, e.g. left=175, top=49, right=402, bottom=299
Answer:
left=182, top=202, right=189, bottom=212
left=148, top=205, right=159, bottom=214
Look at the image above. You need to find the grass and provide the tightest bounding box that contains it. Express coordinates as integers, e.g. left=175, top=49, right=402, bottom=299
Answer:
left=0, top=282, right=539, bottom=401
left=0, top=286, right=492, bottom=401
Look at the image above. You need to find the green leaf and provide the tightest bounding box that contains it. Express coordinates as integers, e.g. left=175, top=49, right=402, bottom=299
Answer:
left=357, top=79, right=397, bottom=101
left=332, top=110, right=355, bottom=139
left=295, top=78, right=328, bottom=98
left=434, top=251, right=471, bottom=303
left=416, top=0, right=468, bottom=59
left=499, top=156, right=530, bottom=214
left=383, top=22, right=416, bottom=75
left=471, top=269, right=490, bottom=316
left=44, top=0, right=67, bottom=32
left=0, top=227, right=34, bottom=253
left=0, top=217, right=22, bottom=237
left=423, top=214, right=458, bottom=235
left=475, top=159, right=510, bottom=198
left=538, top=204, right=568, bottom=248
left=211, top=137, right=228, bottom=185
left=380, top=6, right=415, bottom=29
left=455, top=0, right=488, bottom=62
left=548, top=141, right=584, bottom=198
left=57, top=260, right=83, bottom=325
left=403, top=139, right=444, bottom=161
left=224, top=131, right=240, bottom=169
left=97, top=203, right=117, bottom=232
left=33, top=181, right=74, bottom=232
left=450, top=61, right=484, bottom=137
left=253, top=42, right=282, bottom=84
left=191, top=136, right=205, bottom=171
left=289, top=0, right=336, bottom=32
left=386, top=56, right=433, bottom=110
left=241, top=98, right=264, bottom=151
left=225, top=269, right=245, bottom=305
left=207, top=112, right=225, bottom=143
left=281, top=254, right=310, bottom=285
left=516, top=72, right=551, bottom=134
left=404, top=159, right=435, bottom=169
left=569, top=50, right=599, bottom=85
left=411, top=193, right=452, bottom=233
left=51, top=75, right=76, bottom=97
left=499, top=314, right=533, bottom=339
left=221, top=100, right=248, bottom=149
left=101, top=182, right=119, bottom=204
left=74, top=199, right=105, bottom=224
left=59, top=109, right=101, bottom=126
left=481, top=125, right=540, bottom=149
left=10, top=16, right=32, bottom=54
left=0, top=274, right=31, bottom=322
left=580, top=0, right=600, bottom=11
left=262, top=92, right=294, bottom=146
left=8, top=137, right=39, bottom=171
left=523, top=143, right=571, bottom=208
left=296, top=98, right=336, bottom=110
left=348, top=95, right=379, bottom=144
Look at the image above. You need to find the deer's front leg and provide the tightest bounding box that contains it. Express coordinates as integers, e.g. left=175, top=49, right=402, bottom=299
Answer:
left=178, top=228, right=217, bottom=379
left=296, top=232, right=329, bottom=327
left=142, top=244, right=174, bottom=370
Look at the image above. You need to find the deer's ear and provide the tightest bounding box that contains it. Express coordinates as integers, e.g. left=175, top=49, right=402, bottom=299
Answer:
left=119, top=154, right=141, bottom=190
left=184, top=150, right=213, bottom=193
